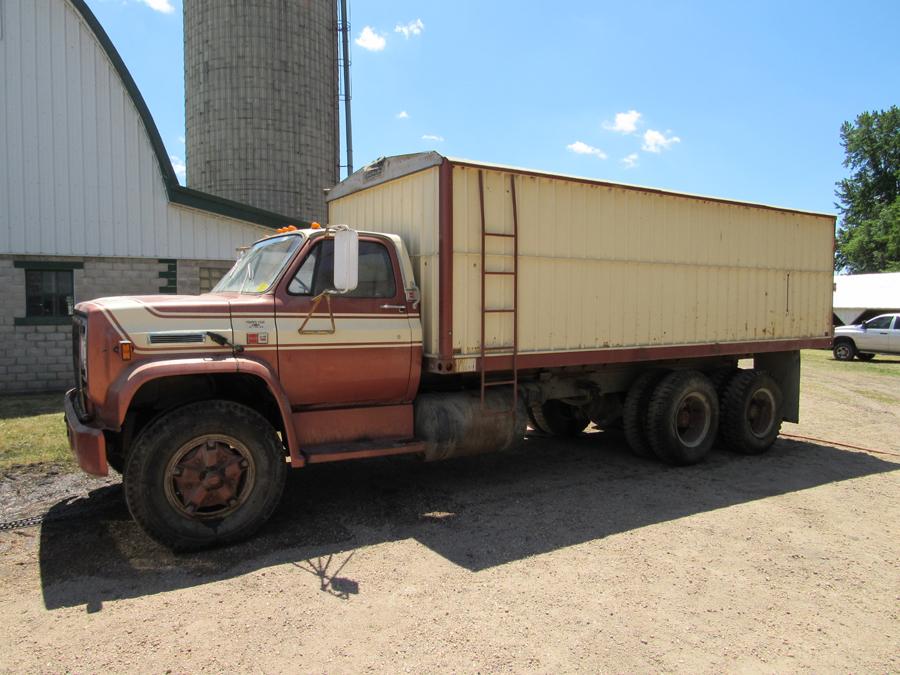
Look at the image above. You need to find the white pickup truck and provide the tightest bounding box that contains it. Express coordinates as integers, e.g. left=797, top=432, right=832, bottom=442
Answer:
left=832, top=314, right=900, bottom=360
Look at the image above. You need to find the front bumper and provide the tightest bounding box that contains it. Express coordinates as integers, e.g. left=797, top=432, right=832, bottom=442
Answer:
left=64, top=388, right=108, bottom=476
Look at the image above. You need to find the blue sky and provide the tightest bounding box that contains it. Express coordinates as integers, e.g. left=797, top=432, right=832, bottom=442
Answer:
left=87, top=0, right=899, bottom=215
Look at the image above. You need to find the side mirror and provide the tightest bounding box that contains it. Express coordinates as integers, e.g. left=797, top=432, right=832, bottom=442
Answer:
left=860, top=322, right=867, bottom=330
left=332, top=228, right=359, bottom=292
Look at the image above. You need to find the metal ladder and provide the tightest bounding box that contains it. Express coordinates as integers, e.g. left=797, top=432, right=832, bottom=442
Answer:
left=478, top=170, right=519, bottom=415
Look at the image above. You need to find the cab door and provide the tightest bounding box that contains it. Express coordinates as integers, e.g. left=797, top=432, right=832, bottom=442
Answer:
left=890, top=316, right=900, bottom=354
left=273, top=234, right=415, bottom=408
left=861, top=315, right=893, bottom=352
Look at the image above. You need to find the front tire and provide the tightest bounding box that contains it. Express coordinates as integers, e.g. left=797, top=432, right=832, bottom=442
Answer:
left=124, top=400, right=287, bottom=551
left=833, top=340, right=856, bottom=361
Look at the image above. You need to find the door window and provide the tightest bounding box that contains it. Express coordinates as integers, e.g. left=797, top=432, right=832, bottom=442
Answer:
left=865, top=316, right=893, bottom=330
left=288, top=239, right=396, bottom=298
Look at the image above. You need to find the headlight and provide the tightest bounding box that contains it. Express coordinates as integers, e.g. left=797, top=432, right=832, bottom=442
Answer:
left=73, top=314, right=88, bottom=385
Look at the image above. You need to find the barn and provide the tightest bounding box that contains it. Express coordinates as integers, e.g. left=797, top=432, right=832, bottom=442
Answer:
left=0, top=0, right=301, bottom=393
left=833, top=272, right=900, bottom=325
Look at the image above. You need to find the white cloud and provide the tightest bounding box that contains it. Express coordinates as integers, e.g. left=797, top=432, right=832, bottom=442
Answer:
left=422, top=134, right=444, bottom=142
left=566, top=140, right=607, bottom=159
left=170, top=155, right=186, bottom=183
left=395, top=18, right=424, bottom=38
left=396, top=111, right=410, bottom=120
left=642, top=129, right=681, bottom=153
left=355, top=26, right=386, bottom=52
left=140, top=0, right=175, bottom=13
left=177, top=135, right=185, bottom=144
left=622, top=153, right=639, bottom=169
left=603, top=110, right=641, bottom=134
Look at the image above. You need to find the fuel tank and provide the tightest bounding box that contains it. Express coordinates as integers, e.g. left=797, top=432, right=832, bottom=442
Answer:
left=414, top=388, right=527, bottom=461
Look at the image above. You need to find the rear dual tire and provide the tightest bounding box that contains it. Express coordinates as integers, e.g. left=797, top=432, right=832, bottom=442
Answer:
left=719, top=370, right=783, bottom=455
left=623, top=370, right=669, bottom=458
left=622, top=367, right=783, bottom=464
left=645, top=370, right=719, bottom=466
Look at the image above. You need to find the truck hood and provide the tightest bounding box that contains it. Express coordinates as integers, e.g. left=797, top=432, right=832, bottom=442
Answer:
left=79, top=294, right=242, bottom=354
left=834, top=324, right=866, bottom=337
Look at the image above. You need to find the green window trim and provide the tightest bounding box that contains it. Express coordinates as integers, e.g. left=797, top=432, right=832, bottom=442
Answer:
left=14, top=260, right=84, bottom=270
left=14, top=316, right=73, bottom=326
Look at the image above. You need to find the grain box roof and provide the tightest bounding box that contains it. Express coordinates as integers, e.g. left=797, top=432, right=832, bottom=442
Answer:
left=328, top=151, right=835, bottom=221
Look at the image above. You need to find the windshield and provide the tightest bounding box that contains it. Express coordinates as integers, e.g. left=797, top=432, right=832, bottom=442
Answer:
left=213, top=234, right=304, bottom=293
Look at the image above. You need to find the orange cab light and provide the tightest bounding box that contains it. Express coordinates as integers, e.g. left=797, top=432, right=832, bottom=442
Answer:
left=119, top=340, right=133, bottom=361
left=310, top=222, right=322, bottom=229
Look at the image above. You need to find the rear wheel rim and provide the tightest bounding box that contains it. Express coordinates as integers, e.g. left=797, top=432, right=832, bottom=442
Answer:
left=673, top=393, right=712, bottom=448
left=164, top=434, right=256, bottom=521
left=747, top=388, right=776, bottom=438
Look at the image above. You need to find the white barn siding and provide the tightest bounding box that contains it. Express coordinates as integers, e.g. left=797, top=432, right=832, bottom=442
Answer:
left=0, top=0, right=272, bottom=261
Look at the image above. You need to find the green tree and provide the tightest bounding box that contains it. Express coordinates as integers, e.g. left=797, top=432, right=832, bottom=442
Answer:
left=834, top=106, right=900, bottom=273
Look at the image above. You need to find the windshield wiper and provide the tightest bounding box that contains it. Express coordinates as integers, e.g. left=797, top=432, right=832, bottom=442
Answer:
left=238, top=260, right=254, bottom=294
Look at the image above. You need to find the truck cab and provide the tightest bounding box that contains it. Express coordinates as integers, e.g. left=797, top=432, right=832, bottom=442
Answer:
left=66, top=226, right=428, bottom=549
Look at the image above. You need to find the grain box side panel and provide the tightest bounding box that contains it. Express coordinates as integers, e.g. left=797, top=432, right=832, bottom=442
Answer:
left=452, top=165, right=834, bottom=361
left=328, top=167, right=441, bottom=356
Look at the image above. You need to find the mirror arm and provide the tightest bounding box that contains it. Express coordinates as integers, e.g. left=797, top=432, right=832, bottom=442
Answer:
left=298, top=291, right=337, bottom=335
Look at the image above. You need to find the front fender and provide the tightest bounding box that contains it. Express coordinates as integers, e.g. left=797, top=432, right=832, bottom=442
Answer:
left=100, top=356, right=303, bottom=466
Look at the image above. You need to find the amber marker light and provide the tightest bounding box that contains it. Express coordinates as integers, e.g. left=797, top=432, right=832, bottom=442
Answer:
left=119, top=340, right=133, bottom=361
left=310, top=222, right=322, bottom=229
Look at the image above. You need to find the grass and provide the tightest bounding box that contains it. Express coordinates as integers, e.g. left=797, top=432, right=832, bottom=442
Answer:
left=0, top=393, right=73, bottom=470
left=801, top=347, right=900, bottom=378
left=848, top=387, right=900, bottom=405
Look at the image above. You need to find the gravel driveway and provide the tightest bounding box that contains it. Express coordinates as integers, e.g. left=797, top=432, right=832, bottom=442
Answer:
left=1, top=353, right=898, bottom=672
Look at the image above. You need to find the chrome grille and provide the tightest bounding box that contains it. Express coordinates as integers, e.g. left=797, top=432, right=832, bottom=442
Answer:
left=71, top=313, right=88, bottom=410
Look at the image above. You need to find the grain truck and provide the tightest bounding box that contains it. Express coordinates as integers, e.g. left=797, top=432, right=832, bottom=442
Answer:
left=64, top=152, right=835, bottom=549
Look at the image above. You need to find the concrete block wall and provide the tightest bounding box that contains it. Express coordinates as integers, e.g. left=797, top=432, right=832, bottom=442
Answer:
left=0, top=255, right=236, bottom=394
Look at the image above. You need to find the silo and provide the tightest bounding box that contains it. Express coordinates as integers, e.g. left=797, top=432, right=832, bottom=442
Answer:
left=183, top=0, right=339, bottom=223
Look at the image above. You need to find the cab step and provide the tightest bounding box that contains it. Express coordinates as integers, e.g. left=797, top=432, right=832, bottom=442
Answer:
left=302, top=438, right=425, bottom=464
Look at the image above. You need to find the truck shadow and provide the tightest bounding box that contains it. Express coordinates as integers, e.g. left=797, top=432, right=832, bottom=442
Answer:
left=39, top=433, right=898, bottom=610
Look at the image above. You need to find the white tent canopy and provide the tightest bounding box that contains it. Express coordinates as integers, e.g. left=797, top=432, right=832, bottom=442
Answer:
left=833, top=272, right=900, bottom=325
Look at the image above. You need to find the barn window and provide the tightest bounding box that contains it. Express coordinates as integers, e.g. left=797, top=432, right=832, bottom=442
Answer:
left=13, top=260, right=82, bottom=324
left=26, top=270, right=74, bottom=317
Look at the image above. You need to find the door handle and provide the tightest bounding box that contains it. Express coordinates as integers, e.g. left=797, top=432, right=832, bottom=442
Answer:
left=380, top=304, right=406, bottom=311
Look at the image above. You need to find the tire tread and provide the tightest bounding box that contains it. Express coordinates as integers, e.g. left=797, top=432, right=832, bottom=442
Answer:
left=124, top=399, right=287, bottom=551
left=720, top=370, right=783, bottom=455
left=646, top=370, right=718, bottom=465
left=623, top=370, right=667, bottom=458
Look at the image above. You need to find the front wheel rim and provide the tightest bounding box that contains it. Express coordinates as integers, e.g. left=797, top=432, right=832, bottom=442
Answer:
left=164, top=434, right=256, bottom=520
left=835, top=344, right=851, bottom=359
